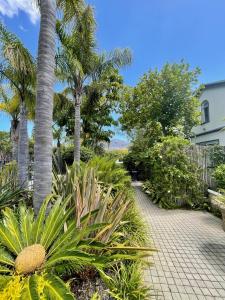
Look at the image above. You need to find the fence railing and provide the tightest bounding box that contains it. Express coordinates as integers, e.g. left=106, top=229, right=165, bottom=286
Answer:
left=186, top=145, right=221, bottom=189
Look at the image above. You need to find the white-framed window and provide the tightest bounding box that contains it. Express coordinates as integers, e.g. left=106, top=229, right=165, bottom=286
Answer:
left=201, top=100, right=210, bottom=124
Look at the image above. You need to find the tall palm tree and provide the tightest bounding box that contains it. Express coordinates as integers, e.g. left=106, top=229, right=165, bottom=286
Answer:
left=57, top=6, right=132, bottom=162
left=33, top=0, right=56, bottom=213
left=0, top=24, right=35, bottom=188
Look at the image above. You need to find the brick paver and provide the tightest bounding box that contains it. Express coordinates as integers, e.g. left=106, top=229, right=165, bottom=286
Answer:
left=134, top=183, right=225, bottom=300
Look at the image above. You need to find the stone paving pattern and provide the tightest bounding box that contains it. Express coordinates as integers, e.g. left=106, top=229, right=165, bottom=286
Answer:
left=134, top=184, right=225, bottom=300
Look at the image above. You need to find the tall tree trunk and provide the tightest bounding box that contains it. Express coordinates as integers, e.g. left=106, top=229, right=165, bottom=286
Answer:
left=74, top=95, right=81, bottom=162
left=33, top=0, right=56, bottom=214
left=11, top=119, right=19, bottom=161
left=18, top=102, right=28, bottom=188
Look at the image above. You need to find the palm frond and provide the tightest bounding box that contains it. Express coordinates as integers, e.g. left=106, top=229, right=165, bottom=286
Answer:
left=43, top=274, right=75, bottom=300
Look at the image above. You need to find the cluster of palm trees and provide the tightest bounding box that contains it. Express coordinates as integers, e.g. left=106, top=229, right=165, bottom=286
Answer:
left=0, top=0, right=131, bottom=213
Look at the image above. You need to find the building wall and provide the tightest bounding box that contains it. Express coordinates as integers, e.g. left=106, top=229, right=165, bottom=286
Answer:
left=191, top=83, right=225, bottom=145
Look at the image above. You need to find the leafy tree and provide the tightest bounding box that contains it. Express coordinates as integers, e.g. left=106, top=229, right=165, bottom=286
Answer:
left=0, top=24, right=35, bottom=188
left=120, top=62, right=201, bottom=137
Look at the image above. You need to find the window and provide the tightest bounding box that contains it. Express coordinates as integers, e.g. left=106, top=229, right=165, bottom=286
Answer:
left=201, top=100, right=209, bottom=124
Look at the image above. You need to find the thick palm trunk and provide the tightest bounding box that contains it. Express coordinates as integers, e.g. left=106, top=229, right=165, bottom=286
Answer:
left=11, top=119, right=19, bottom=161
left=18, top=102, right=28, bottom=188
left=33, top=0, right=56, bottom=214
left=74, top=95, right=81, bottom=162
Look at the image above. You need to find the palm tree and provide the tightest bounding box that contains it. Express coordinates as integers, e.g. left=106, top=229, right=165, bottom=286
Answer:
left=57, top=6, right=132, bottom=162
left=0, top=89, right=20, bottom=161
left=0, top=24, right=35, bottom=188
left=33, top=0, right=56, bottom=213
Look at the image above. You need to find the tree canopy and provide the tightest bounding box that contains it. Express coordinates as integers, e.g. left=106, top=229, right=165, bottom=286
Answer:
left=119, top=62, right=201, bottom=138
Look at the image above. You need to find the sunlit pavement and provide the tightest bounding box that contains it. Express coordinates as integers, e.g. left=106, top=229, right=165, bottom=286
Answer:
left=134, top=184, right=225, bottom=300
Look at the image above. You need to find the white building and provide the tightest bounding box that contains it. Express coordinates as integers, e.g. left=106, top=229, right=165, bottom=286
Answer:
left=191, top=80, right=225, bottom=146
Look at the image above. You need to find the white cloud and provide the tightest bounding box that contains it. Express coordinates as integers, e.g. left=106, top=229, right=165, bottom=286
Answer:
left=0, top=0, right=39, bottom=24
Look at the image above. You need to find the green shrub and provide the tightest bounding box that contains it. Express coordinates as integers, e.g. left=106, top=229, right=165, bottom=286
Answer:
left=86, top=156, right=131, bottom=191
left=105, top=262, right=150, bottom=300
left=209, top=145, right=225, bottom=167
left=61, top=144, right=95, bottom=165
left=146, top=136, right=205, bottom=209
left=213, top=164, right=225, bottom=190
left=0, top=161, right=17, bottom=189
left=104, top=149, right=128, bottom=161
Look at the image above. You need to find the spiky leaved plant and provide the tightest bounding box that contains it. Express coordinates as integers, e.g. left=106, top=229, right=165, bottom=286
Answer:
left=0, top=195, right=123, bottom=299
left=53, top=163, right=131, bottom=243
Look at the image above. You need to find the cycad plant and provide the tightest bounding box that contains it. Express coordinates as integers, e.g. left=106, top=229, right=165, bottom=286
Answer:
left=0, top=194, right=122, bottom=299
left=0, top=193, right=150, bottom=298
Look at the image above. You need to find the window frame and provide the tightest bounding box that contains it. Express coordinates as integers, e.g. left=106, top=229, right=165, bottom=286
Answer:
left=201, top=100, right=210, bottom=124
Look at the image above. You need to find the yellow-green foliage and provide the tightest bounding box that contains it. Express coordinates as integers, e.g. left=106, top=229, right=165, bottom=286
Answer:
left=86, top=156, right=131, bottom=190
left=106, top=262, right=150, bottom=300
left=0, top=161, right=17, bottom=188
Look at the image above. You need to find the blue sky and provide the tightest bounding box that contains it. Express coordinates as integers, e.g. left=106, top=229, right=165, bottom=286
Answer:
left=1, top=0, right=225, bottom=140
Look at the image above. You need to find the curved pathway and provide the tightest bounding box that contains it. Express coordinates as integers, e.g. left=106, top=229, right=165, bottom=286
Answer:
left=134, top=183, right=225, bottom=300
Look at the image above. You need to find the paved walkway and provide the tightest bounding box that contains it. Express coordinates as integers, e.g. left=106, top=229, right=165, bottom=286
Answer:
left=134, top=183, right=225, bottom=300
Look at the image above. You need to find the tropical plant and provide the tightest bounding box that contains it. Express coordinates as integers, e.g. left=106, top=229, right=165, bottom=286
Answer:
left=105, top=262, right=150, bottom=300
left=213, top=164, right=225, bottom=190
left=0, top=182, right=23, bottom=210
left=0, top=23, right=35, bottom=189
left=0, top=193, right=146, bottom=299
left=0, top=131, right=12, bottom=162
left=56, top=4, right=131, bottom=162
left=0, top=90, right=19, bottom=161
left=53, top=163, right=131, bottom=243
left=0, top=161, right=18, bottom=189
left=33, top=0, right=56, bottom=213
left=86, top=157, right=131, bottom=191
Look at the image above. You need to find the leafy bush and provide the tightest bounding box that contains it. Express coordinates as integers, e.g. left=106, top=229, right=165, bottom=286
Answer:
left=209, top=145, right=225, bottom=167
left=0, top=161, right=18, bottom=189
left=61, top=144, right=95, bottom=165
left=104, top=149, right=128, bottom=161
left=86, top=156, right=131, bottom=190
left=105, top=262, right=150, bottom=300
left=146, top=136, right=205, bottom=209
left=213, top=164, right=225, bottom=190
